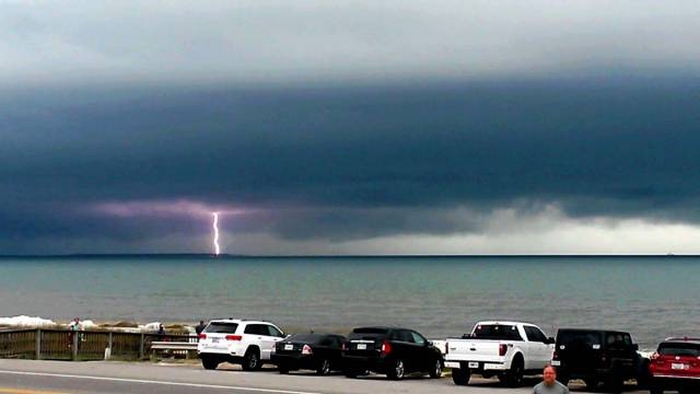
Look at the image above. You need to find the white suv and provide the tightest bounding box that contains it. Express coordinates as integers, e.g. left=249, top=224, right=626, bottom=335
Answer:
left=197, top=319, right=286, bottom=370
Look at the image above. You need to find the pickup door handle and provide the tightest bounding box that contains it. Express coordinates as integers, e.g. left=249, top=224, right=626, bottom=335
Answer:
left=470, top=348, right=476, bottom=351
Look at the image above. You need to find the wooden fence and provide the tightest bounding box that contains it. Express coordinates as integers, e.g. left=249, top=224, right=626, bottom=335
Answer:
left=0, top=328, right=196, bottom=361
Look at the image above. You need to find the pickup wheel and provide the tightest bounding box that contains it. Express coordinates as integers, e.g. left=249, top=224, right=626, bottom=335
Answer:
left=500, top=356, right=524, bottom=387
left=387, top=359, right=405, bottom=380
left=429, top=358, right=442, bottom=378
left=241, top=348, right=261, bottom=371
left=452, top=368, right=470, bottom=385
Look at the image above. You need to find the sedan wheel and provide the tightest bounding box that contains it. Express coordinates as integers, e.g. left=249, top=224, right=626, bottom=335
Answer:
left=388, top=359, right=405, bottom=380
left=429, top=359, right=442, bottom=378
left=316, top=358, right=331, bottom=375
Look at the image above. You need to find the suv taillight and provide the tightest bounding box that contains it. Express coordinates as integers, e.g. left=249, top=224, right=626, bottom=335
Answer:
left=302, top=344, right=313, bottom=355
left=499, top=344, right=508, bottom=356
left=225, top=335, right=243, bottom=341
left=552, top=350, right=558, bottom=360
left=198, top=334, right=207, bottom=340
left=381, top=341, right=392, bottom=355
left=341, top=342, right=348, bottom=351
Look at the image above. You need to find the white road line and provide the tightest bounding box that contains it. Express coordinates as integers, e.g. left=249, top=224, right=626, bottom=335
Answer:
left=0, top=370, right=325, bottom=394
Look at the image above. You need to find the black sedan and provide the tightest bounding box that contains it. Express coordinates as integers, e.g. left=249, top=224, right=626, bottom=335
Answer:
left=271, top=333, right=346, bottom=375
left=342, top=326, right=443, bottom=380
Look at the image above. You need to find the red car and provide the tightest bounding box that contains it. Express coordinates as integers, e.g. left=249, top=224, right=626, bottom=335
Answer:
left=649, top=337, right=700, bottom=394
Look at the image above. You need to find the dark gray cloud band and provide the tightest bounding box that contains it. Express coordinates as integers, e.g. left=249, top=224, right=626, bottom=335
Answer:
left=2, top=78, right=700, bottom=253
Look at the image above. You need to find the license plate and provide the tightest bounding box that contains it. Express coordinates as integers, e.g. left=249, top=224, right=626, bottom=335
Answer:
left=672, top=363, right=687, bottom=370
left=284, top=344, right=293, bottom=350
left=357, top=343, right=367, bottom=350
left=468, top=361, right=479, bottom=369
left=212, top=338, right=220, bottom=343
left=551, top=360, right=561, bottom=366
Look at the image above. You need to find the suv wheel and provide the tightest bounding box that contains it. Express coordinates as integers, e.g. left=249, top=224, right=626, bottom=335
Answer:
left=387, top=359, right=405, bottom=380
left=201, top=356, right=219, bottom=370
left=452, top=368, right=470, bottom=385
left=242, top=348, right=261, bottom=371
left=429, top=358, right=442, bottom=378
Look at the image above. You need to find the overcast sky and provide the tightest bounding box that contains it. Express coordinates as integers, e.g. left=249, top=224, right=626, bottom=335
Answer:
left=2, top=0, right=700, bottom=255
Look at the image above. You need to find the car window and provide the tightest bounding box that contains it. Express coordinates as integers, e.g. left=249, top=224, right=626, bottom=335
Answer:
left=244, top=324, right=265, bottom=335
left=204, top=322, right=239, bottom=334
left=557, top=331, right=602, bottom=348
left=411, top=331, right=426, bottom=345
left=267, top=325, right=284, bottom=337
left=524, top=326, right=548, bottom=342
left=472, top=324, right=523, bottom=341
left=658, top=342, right=700, bottom=357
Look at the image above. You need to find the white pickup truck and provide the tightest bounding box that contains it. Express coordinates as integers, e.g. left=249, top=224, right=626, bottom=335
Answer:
left=444, top=321, right=555, bottom=387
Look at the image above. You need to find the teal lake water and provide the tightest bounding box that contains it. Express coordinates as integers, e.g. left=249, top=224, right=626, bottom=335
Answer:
left=0, top=255, right=696, bottom=350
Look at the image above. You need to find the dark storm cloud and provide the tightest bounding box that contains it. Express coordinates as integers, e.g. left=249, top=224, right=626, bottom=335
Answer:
left=2, top=78, right=699, bottom=251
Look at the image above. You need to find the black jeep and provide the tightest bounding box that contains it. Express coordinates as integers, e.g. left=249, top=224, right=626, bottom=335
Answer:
left=551, top=328, right=648, bottom=390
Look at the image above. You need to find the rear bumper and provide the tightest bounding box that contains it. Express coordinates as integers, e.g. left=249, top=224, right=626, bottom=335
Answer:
left=342, top=354, right=391, bottom=374
left=271, top=354, right=317, bottom=370
left=444, top=360, right=506, bottom=371
left=651, top=376, right=700, bottom=391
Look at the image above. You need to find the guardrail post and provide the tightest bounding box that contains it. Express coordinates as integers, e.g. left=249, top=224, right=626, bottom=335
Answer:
left=35, top=328, right=41, bottom=360
left=139, top=333, right=145, bottom=359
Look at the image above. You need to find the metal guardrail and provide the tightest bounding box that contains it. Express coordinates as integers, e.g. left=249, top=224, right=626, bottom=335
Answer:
left=0, top=328, right=196, bottom=361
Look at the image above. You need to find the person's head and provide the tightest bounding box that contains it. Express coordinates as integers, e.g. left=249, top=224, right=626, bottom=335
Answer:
left=199, top=320, right=204, bottom=325
left=74, top=317, right=80, bottom=323
left=542, top=365, right=557, bottom=385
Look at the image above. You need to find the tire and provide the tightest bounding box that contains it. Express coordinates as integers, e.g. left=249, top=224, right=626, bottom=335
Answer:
left=278, top=363, right=289, bottom=374
left=345, top=369, right=360, bottom=378
left=584, top=378, right=599, bottom=389
left=241, top=348, right=261, bottom=371
left=316, top=358, right=331, bottom=376
left=501, top=357, right=524, bottom=387
left=429, top=358, right=442, bottom=378
left=387, top=359, right=405, bottom=380
left=649, top=385, right=663, bottom=394
left=452, top=368, right=470, bottom=386
left=201, top=356, right=219, bottom=370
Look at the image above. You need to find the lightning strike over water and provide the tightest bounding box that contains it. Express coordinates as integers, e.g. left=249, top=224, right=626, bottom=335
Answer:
left=212, top=212, right=221, bottom=255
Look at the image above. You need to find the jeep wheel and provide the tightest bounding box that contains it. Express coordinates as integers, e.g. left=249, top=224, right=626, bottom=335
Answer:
left=452, top=368, right=470, bottom=386
left=241, top=348, right=261, bottom=371
left=584, top=378, right=599, bottom=389
left=387, top=359, right=405, bottom=380
left=201, top=356, right=219, bottom=370
left=429, top=358, right=442, bottom=378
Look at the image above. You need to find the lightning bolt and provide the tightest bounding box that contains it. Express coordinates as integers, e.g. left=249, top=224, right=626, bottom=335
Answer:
left=212, top=212, right=221, bottom=255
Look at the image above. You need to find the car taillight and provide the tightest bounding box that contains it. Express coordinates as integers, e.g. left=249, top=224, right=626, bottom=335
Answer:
left=198, top=334, right=207, bottom=340
left=302, top=344, right=313, bottom=355
left=445, top=342, right=449, bottom=355
left=600, top=351, right=608, bottom=365
left=499, top=344, right=508, bottom=356
left=381, top=341, right=392, bottom=355
left=552, top=350, right=558, bottom=360
left=651, top=352, right=659, bottom=360
left=341, top=342, right=348, bottom=351
left=225, top=335, right=243, bottom=341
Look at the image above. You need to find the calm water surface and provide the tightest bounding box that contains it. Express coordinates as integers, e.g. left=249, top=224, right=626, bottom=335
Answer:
left=0, top=255, right=696, bottom=349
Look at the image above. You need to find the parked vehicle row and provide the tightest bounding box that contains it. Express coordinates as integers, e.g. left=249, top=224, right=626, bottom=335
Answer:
left=196, top=318, right=700, bottom=392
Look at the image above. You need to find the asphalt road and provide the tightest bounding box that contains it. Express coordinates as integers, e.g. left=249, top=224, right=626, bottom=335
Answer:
left=0, top=359, right=650, bottom=394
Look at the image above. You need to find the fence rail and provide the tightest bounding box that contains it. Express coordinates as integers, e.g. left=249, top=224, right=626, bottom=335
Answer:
left=0, top=328, right=196, bottom=361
